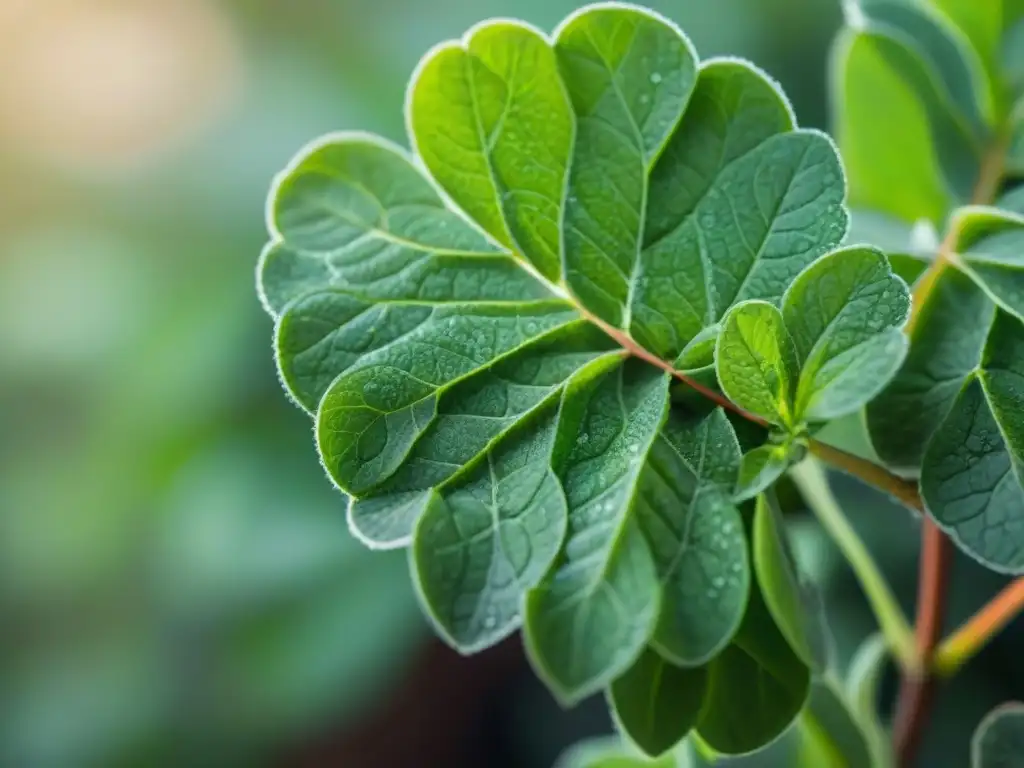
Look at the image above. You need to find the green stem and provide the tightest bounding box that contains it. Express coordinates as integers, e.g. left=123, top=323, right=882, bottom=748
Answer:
left=790, top=458, right=918, bottom=672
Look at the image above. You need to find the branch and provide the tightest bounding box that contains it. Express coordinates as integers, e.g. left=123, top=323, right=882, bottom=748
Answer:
left=934, top=577, right=1024, bottom=675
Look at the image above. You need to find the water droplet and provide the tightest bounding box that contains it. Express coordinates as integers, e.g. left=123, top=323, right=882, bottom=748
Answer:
left=701, top=213, right=716, bottom=229
left=639, top=94, right=650, bottom=105
left=706, top=588, right=718, bottom=599
left=628, top=443, right=640, bottom=454
left=722, top=522, right=734, bottom=534
left=713, top=576, right=726, bottom=588
left=483, top=615, right=497, bottom=629
left=650, top=72, right=663, bottom=84
left=731, top=562, right=743, bottom=574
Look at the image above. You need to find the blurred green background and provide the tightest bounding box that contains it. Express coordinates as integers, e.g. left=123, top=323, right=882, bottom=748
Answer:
left=1, top=1, right=1021, bottom=766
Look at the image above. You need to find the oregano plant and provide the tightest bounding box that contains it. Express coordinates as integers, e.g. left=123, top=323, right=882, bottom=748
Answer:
left=256, top=2, right=1024, bottom=765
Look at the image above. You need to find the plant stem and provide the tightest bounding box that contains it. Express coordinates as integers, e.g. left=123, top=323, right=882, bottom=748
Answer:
left=934, top=577, right=1024, bottom=675
left=790, top=459, right=918, bottom=670
left=807, top=439, right=922, bottom=512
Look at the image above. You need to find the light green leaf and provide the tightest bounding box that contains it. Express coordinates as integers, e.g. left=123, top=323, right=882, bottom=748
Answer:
left=260, top=135, right=551, bottom=316
left=410, top=403, right=567, bottom=654
left=716, top=301, right=799, bottom=428
left=633, top=59, right=846, bottom=360
left=636, top=409, right=749, bottom=666
left=696, top=558, right=811, bottom=755
left=753, top=494, right=831, bottom=671
left=951, top=205, right=1024, bottom=321
left=407, top=20, right=573, bottom=281
left=608, top=648, right=708, bottom=758
left=867, top=268, right=995, bottom=471
left=930, top=0, right=1001, bottom=83
left=797, top=678, right=874, bottom=768
left=346, top=323, right=616, bottom=547
left=314, top=300, right=577, bottom=496
left=972, top=702, right=1024, bottom=768
left=921, top=310, right=1024, bottom=572
left=833, top=29, right=950, bottom=222
left=855, top=0, right=993, bottom=129
left=736, top=443, right=795, bottom=503
left=554, top=736, right=680, bottom=768
left=782, top=246, right=910, bottom=422
left=524, top=360, right=669, bottom=704
left=556, top=4, right=698, bottom=326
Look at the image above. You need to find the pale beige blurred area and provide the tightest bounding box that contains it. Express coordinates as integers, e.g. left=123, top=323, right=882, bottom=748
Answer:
left=0, top=0, right=243, bottom=174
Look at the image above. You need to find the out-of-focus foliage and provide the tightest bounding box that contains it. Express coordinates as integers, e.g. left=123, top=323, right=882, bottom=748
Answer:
left=9, top=1, right=1023, bottom=767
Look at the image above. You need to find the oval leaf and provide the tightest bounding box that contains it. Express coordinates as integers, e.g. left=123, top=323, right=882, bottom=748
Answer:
left=972, top=702, right=1024, bottom=768
left=608, top=647, right=708, bottom=758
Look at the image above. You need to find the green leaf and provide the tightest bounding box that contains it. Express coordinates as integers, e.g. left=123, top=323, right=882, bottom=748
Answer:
left=855, top=0, right=993, bottom=129
left=524, top=360, right=669, bottom=704
left=736, top=443, right=796, bottom=502
left=696, top=561, right=811, bottom=755
left=972, top=702, right=1024, bottom=768
left=867, top=268, right=995, bottom=471
left=833, top=28, right=949, bottom=222
left=782, top=246, right=910, bottom=422
left=409, top=402, right=567, bottom=654
left=608, top=648, right=708, bottom=758
left=797, top=679, right=874, bottom=768
left=346, top=322, right=616, bottom=547
left=633, top=60, right=846, bottom=360
left=556, top=4, right=698, bottom=326
left=716, top=301, right=799, bottom=428
left=921, top=310, right=1024, bottom=572
left=315, top=300, right=578, bottom=497
left=554, top=736, right=680, bottom=768
left=930, top=0, right=1001, bottom=84
left=636, top=409, right=749, bottom=666
left=260, top=135, right=549, bottom=316
left=753, top=494, right=831, bottom=671
left=406, top=20, right=573, bottom=281
left=951, top=206, right=1024, bottom=321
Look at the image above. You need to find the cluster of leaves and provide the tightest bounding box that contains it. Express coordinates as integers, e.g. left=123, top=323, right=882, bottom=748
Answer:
left=838, top=0, right=1024, bottom=575
left=258, top=2, right=903, bottom=760
left=257, top=0, right=1024, bottom=764
left=836, top=1, right=1024, bottom=764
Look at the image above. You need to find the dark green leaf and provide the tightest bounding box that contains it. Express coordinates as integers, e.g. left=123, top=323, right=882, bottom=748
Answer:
left=524, top=360, right=670, bottom=704
left=972, top=702, right=1024, bottom=768
left=410, top=402, right=567, bottom=653
left=636, top=409, right=749, bottom=666
left=696, top=551, right=811, bottom=755
left=868, top=268, right=995, bottom=471
left=609, top=648, right=708, bottom=758
left=921, top=310, right=1024, bottom=572
left=753, top=494, right=831, bottom=671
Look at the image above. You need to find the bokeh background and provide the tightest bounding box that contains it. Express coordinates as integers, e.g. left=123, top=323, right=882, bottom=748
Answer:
left=1, top=1, right=1021, bottom=766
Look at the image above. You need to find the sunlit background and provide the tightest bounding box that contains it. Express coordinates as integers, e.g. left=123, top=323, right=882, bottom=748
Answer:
left=2, top=1, right=1021, bottom=765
